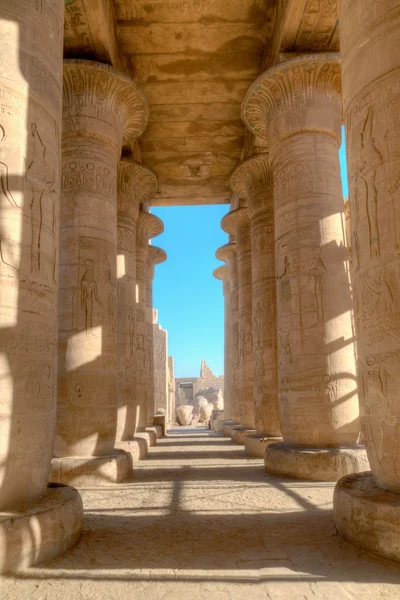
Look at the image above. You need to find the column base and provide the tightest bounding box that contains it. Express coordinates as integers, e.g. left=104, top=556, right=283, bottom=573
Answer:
left=51, top=451, right=132, bottom=487
left=115, top=439, right=143, bottom=463
left=245, top=435, right=283, bottom=458
left=0, top=483, right=83, bottom=573
left=153, top=414, right=166, bottom=436
left=231, top=426, right=257, bottom=445
left=134, top=431, right=154, bottom=449
left=334, top=471, right=400, bottom=563
left=264, top=443, right=370, bottom=481
left=222, top=421, right=240, bottom=437
left=144, top=426, right=162, bottom=445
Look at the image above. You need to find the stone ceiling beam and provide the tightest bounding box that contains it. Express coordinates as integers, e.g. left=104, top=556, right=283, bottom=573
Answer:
left=64, top=0, right=128, bottom=72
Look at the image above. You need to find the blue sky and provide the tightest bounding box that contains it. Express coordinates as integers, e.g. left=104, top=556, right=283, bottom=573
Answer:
left=153, top=132, right=349, bottom=379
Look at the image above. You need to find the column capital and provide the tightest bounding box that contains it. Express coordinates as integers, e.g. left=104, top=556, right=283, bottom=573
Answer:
left=230, top=153, right=273, bottom=214
left=213, top=264, right=228, bottom=282
left=63, top=59, right=149, bottom=152
left=221, top=206, right=250, bottom=236
left=147, top=245, right=167, bottom=280
left=136, top=211, right=163, bottom=251
left=148, top=244, right=167, bottom=268
left=118, top=159, right=158, bottom=220
left=215, top=241, right=236, bottom=264
left=242, top=54, right=342, bottom=148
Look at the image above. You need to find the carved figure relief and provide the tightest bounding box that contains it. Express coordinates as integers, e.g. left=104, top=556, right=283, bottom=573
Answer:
left=25, top=123, right=55, bottom=274
left=279, top=332, right=293, bottom=368
left=128, top=308, right=134, bottom=356
left=309, top=249, right=327, bottom=327
left=0, top=139, right=20, bottom=269
left=81, top=259, right=100, bottom=335
left=35, top=364, right=52, bottom=410
left=254, top=300, right=263, bottom=348
left=280, top=255, right=292, bottom=314
left=364, top=266, right=395, bottom=317
left=356, top=106, right=383, bottom=261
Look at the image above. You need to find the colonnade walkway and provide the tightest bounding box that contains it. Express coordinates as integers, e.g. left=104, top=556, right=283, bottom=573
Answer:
left=2, top=427, right=400, bottom=599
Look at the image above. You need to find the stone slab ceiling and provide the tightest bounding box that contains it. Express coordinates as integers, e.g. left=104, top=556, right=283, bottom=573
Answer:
left=114, top=0, right=277, bottom=206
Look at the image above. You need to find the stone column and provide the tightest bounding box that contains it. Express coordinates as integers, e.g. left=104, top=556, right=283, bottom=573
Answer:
left=242, top=54, right=368, bottom=480
left=53, top=60, right=148, bottom=486
left=135, top=210, right=163, bottom=434
left=216, top=242, right=241, bottom=436
left=231, top=154, right=282, bottom=458
left=146, top=245, right=167, bottom=432
left=213, top=265, right=231, bottom=431
left=115, top=159, right=157, bottom=461
left=0, top=1, right=83, bottom=572
left=221, top=208, right=256, bottom=444
left=333, top=1, right=400, bottom=562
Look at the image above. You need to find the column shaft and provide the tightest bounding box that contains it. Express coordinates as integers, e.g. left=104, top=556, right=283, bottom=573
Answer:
left=116, top=203, right=137, bottom=441
left=146, top=259, right=155, bottom=426
left=228, top=251, right=241, bottom=423
left=333, top=3, right=400, bottom=564
left=116, top=160, right=157, bottom=440
left=222, top=211, right=255, bottom=430
left=222, top=278, right=232, bottom=419
left=340, top=0, right=400, bottom=492
left=274, top=132, right=358, bottom=445
left=0, top=0, right=64, bottom=509
left=231, top=155, right=281, bottom=437
left=135, top=243, right=148, bottom=431
left=56, top=60, right=148, bottom=457
left=135, top=211, right=163, bottom=431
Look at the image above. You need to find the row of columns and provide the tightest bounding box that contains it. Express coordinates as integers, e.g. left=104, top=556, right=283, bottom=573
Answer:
left=214, top=0, right=400, bottom=562
left=0, top=2, right=166, bottom=571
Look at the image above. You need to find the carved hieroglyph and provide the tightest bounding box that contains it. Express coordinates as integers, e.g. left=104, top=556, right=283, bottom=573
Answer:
left=221, top=209, right=255, bottom=429
left=213, top=265, right=231, bottom=420
left=231, top=154, right=281, bottom=437
left=56, top=60, right=148, bottom=457
left=242, top=55, right=359, bottom=446
left=340, top=1, right=400, bottom=491
left=146, top=245, right=167, bottom=425
left=116, top=159, right=158, bottom=442
left=0, top=0, right=64, bottom=510
left=135, top=210, right=163, bottom=430
left=216, top=242, right=240, bottom=423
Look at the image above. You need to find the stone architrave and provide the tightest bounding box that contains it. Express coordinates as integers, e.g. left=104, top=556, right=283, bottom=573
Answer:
left=242, top=54, right=368, bottom=479
left=116, top=159, right=157, bottom=447
left=146, top=245, right=167, bottom=426
left=135, top=210, right=163, bottom=431
left=0, top=0, right=83, bottom=572
left=53, top=60, right=148, bottom=485
left=231, top=154, right=282, bottom=457
left=216, top=242, right=241, bottom=436
left=213, top=265, right=231, bottom=421
left=221, top=208, right=256, bottom=444
left=333, top=1, right=400, bottom=563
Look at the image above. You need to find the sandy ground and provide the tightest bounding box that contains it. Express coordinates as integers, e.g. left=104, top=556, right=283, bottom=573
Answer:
left=1, top=426, right=400, bottom=599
